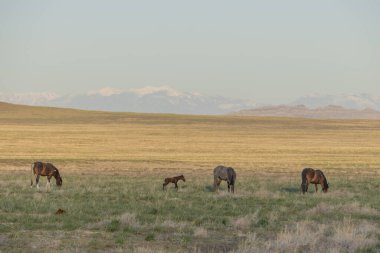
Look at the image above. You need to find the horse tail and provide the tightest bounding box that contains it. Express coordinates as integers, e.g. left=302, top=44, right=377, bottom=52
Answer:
left=301, top=168, right=308, bottom=193
left=227, top=168, right=236, bottom=193
left=231, top=170, right=236, bottom=185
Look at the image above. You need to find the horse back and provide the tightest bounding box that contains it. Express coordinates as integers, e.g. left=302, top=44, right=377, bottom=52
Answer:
left=164, top=177, right=173, bottom=183
left=214, top=165, right=236, bottom=182
left=33, top=162, right=58, bottom=176
left=213, top=165, right=226, bottom=179
left=315, top=169, right=327, bottom=183
left=315, top=169, right=323, bottom=177
left=302, top=168, right=327, bottom=184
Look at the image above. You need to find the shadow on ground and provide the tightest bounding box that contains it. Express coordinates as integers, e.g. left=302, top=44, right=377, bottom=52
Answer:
left=205, top=185, right=214, bottom=192
left=281, top=187, right=300, bottom=193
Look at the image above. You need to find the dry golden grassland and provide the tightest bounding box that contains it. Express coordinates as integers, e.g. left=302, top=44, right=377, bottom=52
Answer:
left=0, top=102, right=379, bottom=252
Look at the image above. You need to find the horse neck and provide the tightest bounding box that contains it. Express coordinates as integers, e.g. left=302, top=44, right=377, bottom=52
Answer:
left=53, top=170, right=60, bottom=179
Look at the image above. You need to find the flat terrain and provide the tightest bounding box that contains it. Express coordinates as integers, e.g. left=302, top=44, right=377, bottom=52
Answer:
left=0, top=102, right=379, bottom=252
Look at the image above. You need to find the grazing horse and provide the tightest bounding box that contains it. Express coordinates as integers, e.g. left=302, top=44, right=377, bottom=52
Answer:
left=31, top=162, right=62, bottom=190
left=163, top=175, right=186, bottom=190
left=213, top=165, right=236, bottom=193
left=301, top=168, right=328, bottom=194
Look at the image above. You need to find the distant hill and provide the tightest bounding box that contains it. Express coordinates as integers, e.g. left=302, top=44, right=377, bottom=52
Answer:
left=0, top=101, right=108, bottom=124
left=231, top=105, right=380, bottom=119
left=290, top=94, right=380, bottom=111
left=0, top=101, right=239, bottom=125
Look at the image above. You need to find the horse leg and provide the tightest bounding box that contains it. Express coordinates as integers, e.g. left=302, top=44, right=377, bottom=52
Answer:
left=231, top=183, right=234, bottom=193
left=31, top=174, right=37, bottom=188
left=31, top=165, right=35, bottom=187
left=227, top=182, right=230, bottom=192
left=315, top=184, right=318, bottom=192
left=215, top=180, right=221, bottom=192
left=163, top=182, right=168, bottom=190
left=214, top=177, right=221, bottom=192
left=36, top=175, right=40, bottom=189
left=46, top=176, right=52, bottom=191
left=174, top=182, right=178, bottom=190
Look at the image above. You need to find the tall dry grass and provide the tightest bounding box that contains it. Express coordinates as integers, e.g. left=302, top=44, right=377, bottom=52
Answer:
left=234, top=219, right=378, bottom=253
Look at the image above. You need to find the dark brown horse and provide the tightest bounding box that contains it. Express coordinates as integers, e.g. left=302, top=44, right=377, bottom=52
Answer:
left=301, top=168, right=328, bottom=194
left=31, top=162, right=62, bottom=190
left=163, top=175, right=185, bottom=190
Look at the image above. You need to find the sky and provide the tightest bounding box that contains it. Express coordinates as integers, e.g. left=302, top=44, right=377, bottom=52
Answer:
left=0, top=1, right=379, bottom=103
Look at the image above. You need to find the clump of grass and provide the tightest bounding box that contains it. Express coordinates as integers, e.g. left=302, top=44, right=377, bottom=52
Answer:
left=133, top=247, right=168, bottom=253
left=106, top=219, right=120, bottom=232
left=193, top=227, right=208, bottom=237
left=160, top=219, right=190, bottom=231
left=119, top=212, right=140, bottom=228
left=145, top=233, right=155, bottom=241
left=232, top=211, right=259, bottom=231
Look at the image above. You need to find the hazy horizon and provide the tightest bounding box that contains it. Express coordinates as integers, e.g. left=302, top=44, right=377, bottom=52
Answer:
left=1, top=1, right=379, bottom=104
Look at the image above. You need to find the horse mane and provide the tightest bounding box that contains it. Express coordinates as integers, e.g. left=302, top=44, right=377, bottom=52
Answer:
left=48, top=164, right=60, bottom=177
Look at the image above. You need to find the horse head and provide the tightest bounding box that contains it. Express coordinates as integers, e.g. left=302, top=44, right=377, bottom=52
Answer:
left=322, top=181, right=329, bottom=193
left=55, top=172, right=63, bottom=186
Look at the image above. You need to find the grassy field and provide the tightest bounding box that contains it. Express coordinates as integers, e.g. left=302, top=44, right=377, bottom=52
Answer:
left=0, top=102, right=379, bottom=252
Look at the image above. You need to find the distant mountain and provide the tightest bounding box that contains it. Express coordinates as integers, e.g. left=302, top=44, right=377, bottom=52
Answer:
left=0, top=86, right=256, bottom=115
left=0, top=92, right=58, bottom=106
left=290, top=94, right=380, bottom=111
left=232, top=105, right=380, bottom=119
left=2, top=89, right=380, bottom=117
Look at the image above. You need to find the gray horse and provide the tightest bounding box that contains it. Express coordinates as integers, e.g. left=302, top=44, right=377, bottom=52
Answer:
left=213, top=165, right=236, bottom=193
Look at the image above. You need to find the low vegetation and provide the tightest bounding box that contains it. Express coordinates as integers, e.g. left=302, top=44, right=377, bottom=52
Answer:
left=0, top=103, right=379, bottom=252
left=1, top=169, right=378, bottom=252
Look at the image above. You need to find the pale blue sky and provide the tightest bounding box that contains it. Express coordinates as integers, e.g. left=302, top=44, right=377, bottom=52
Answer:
left=1, top=1, right=379, bottom=103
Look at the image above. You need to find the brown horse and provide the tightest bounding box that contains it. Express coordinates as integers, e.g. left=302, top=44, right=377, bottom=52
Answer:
left=163, top=175, right=185, bottom=190
left=301, top=168, right=328, bottom=194
left=31, top=161, right=62, bottom=190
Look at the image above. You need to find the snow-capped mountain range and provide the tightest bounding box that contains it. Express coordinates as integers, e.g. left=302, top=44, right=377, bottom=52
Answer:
left=0, top=86, right=256, bottom=115
left=1, top=87, right=380, bottom=116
